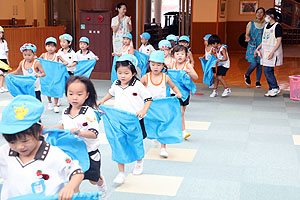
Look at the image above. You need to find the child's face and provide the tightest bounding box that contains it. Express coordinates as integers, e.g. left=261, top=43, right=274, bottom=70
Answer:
left=67, top=81, right=89, bottom=109
left=0, top=32, right=3, bottom=38
left=174, top=50, right=187, bottom=63
left=117, top=65, right=134, bottom=85
left=22, top=50, right=35, bottom=62
left=8, top=135, right=40, bottom=157
left=123, top=37, right=131, bottom=46
left=79, top=42, right=89, bottom=50
left=60, top=39, right=70, bottom=49
left=212, top=42, right=218, bottom=48
left=204, top=40, right=208, bottom=46
left=149, top=61, right=164, bottom=74
left=160, top=48, right=171, bottom=57
left=45, top=43, right=56, bottom=54
left=141, top=38, right=148, bottom=45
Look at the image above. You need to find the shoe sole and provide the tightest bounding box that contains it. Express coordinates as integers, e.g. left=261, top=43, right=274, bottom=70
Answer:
left=244, top=75, right=251, bottom=86
left=256, top=86, right=261, bottom=88
left=160, top=154, right=168, bottom=158
left=184, top=133, right=191, bottom=140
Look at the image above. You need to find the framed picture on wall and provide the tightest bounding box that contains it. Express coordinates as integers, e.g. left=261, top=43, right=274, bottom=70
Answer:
left=240, top=1, right=258, bottom=15
left=220, top=0, right=227, bottom=18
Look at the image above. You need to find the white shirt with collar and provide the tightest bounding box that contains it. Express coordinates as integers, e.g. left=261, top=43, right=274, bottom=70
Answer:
left=139, top=43, right=155, bottom=56
left=76, top=49, right=97, bottom=61
left=0, top=39, right=8, bottom=59
left=62, top=106, right=100, bottom=152
left=0, top=140, right=83, bottom=200
left=57, top=48, right=78, bottom=72
left=109, top=77, right=152, bottom=114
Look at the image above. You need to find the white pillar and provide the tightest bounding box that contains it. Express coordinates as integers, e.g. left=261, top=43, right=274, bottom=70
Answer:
left=154, top=0, right=162, bottom=24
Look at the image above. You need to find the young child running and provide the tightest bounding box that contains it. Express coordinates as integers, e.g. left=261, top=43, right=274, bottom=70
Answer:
left=99, top=54, right=152, bottom=184
left=40, top=37, right=61, bottom=113
left=169, top=45, right=198, bottom=139
left=0, top=95, right=84, bottom=200
left=54, top=76, right=107, bottom=194
left=139, top=32, right=155, bottom=56
left=202, top=34, right=215, bottom=88
left=57, top=33, right=78, bottom=76
left=158, top=40, right=175, bottom=67
left=178, top=35, right=194, bottom=65
left=0, top=26, right=9, bottom=93
left=76, top=37, right=99, bottom=61
left=10, top=43, right=46, bottom=101
left=112, top=33, right=134, bottom=57
left=208, top=34, right=231, bottom=97
left=140, top=50, right=182, bottom=158
left=166, top=34, right=178, bottom=49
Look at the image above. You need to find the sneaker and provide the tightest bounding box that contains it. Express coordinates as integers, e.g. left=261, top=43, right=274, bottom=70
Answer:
left=47, top=102, right=53, bottom=110
left=0, top=88, right=4, bottom=93
left=222, top=88, right=231, bottom=97
left=132, top=160, right=143, bottom=175
left=97, top=176, right=107, bottom=196
left=269, top=88, right=280, bottom=97
left=264, top=90, right=272, bottom=97
left=209, top=90, right=218, bottom=97
left=183, top=130, right=191, bottom=140
left=209, top=84, right=214, bottom=88
left=53, top=106, right=59, bottom=113
left=113, top=172, right=125, bottom=185
left=244, top=74, right=251, bottom=85
left=256, top=82, right=261, bottom=88
left=57, top=98, right=62, bottom=107
left=1, top=87, right=8, bottom=92
left=160, top=148, right=168, bottom=158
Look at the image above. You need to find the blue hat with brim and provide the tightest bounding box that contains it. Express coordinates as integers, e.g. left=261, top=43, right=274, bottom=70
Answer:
left=140, top=32, right=151, bottom=40
left=0, top=95, right=44, bottom=134
left=20, top=43, right=37, bottom=53
left=203, top=34, right=212, bottom=40
left=79, top=37, right=90, bottom=44
left=166, top=34, right=178, bottom=42
left=117, top=54, right=138, bottom=68
left=149, top=51, right=165, bottom=63
left=123, top=33, right=132, bottom=40
left=59, top=33, right=73, bottom=42
left=179, top=35, right=190, bottom=43
left=158, top=40, right=172, bottom=49
left=45, top=37, right=57, bottom=45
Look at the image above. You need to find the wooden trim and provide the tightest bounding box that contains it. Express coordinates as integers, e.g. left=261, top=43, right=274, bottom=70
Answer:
left=45, top=0, right=49, bottom=26
left=216, top=0, right=220, bottom=33
left=0, top=19, right=26, bottom=26
left=191, top=0, right=193, bottom=49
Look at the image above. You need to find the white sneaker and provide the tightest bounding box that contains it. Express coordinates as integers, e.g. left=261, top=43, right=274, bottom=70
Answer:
left=264, top=90, right=272, bottom=97
left=268, top=88, right=280, bottom=97
left=57, top=98, right=62, bottom=107
left=222, top=88, right=231, bottom=97
left=97, top=176, right=107, bottom=196
left=53, top=106, right=59, bottom=113
left=210, top=90, right=218, bottom=97
left=0, top=88, right=4, bottom=93
left=209, top=84, right=214, bottom=88
left=133, top=160, right=143, bottom=175
left=113, top=172, right=125, bottom=185
left=183, top=130, right=191, bottom=140
left=160, top=148, right=168, bottom=158
left=47, top=103, right=53, bottom=110
left=1, top=87, right=8, bottom=92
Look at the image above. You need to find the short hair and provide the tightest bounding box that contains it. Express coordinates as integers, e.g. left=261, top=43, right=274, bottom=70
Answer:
left=208, top=34, right=221, bottom=45
left=171, top=45, right=188, bottom=56
left=46, top=42, right=57, bottom=47
left=3, top=123, right=42, bottom=143
left=116, top=60, right=137, bottom=75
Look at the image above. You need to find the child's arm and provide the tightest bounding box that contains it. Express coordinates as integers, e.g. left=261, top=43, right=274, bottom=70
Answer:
left=70, top=129, right=97, bottom=139
left=97, top=93, right=113, bottom=106
left=6, top=53, right=10, bottom=66
left=112, top=53, right=122, bottom=57
left=36, top=62, right=46, bottom=77
left=58, top=56, right=68, bottom=65
left=136, top=100, right=151, bottom=118
left=140, top=75, right=147, bottom=85
left=67, top=62, right=77, bottom=68
left=39, top=53, right=45, bottom=59
left=188, top=51, right=195, bottom=65
left=129, top=46, right=135, bottom=55
left=10, top=62, right=23, bottom=75
left=58, top=173, right=84, bottom=200
left=185, top=64, right=198, bottom=80
left=166, top=75, right=182, bottom=98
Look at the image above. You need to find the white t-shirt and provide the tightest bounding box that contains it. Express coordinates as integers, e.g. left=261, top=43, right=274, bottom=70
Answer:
left=0, top=141, right=83, bottom=200
left=76, top=50, right=97, bottom=61
left=0, top=39, right=8, bottom=59
left=57, top=48, right=78, bottom=72
left=109, top=77, right=152, bottom=114
left=139, top=44, right=155, bottom=56
left=62, top=106, right=101, bottom=152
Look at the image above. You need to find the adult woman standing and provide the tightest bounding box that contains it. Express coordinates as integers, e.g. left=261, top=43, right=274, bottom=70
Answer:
left=111, top=2, right=132, bottom=54
left=255, top=8, right=283, bottom=97
left=244, top=7, right=265, bottom=88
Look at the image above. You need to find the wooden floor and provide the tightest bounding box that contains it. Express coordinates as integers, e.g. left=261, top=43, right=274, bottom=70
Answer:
left=193, top=46, right=300, bottom=90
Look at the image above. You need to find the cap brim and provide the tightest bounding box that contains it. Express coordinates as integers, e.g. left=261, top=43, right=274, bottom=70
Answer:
left=0, top=121, right=38, bottom=134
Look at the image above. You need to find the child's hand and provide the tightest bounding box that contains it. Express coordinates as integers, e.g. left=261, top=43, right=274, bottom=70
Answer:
left=127, top=16, right=131, bottom=24
left=176, top=92, right=183, bottom=99
left=67, top=64, right=72, bottom=68
left=268, top=51, right=274, bottom=60
left=95, top=57, right=99, bottom=61
left=63, top=61, right=68, bottom=65
left=136, top=109, right=147, bottom=119
left=58, top=185, right=74, bottom=200
left=97, top=99, right=105, bottom=106
left=184, top=68, right=191, bottom=73
left=71, top=128, right=80, bottom=135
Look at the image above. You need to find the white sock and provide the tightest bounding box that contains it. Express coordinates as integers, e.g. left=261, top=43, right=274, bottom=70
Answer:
left=137, top=160, right=143, bottom=164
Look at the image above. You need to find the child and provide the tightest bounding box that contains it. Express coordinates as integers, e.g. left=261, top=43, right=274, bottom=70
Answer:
left=178, top=35, right=194, bottom=65
left=139, top=32, right=155, bottom=56
left=99, top=54, right=152, bottom=184
left=10, top=43, right=46, bottom=101
left=76, top=37, right=99, bottom=61
left=0, top=26, right=9, bottom=93
left=140, top=50, right=182, bottom=158
left=208, top=34, right=231, bottom=97
left=169, top=45, right=198, bottom=139
left=57, top=33, right=78, bottom=76
left=0, top=95, right=84, bottom=200
left=40, top=37, right=61, bottom=113
left=166, top=34, right=178, bottom=49
left=158, top=40, right=175, bottom=67
left=202, top=34, right=215, bottom=88
left=54, top=76, right=106, bottom=193
left=112, top=33, right=134, bottom=57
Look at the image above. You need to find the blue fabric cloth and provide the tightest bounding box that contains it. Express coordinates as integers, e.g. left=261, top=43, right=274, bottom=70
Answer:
left=38, top=58, right=69, bottom=98
left=99, top=105, right=144, bottom=164
left=5, top=75, right=36, bottom=97
left=111, top=51, right=149, bottom=83
left=144, top=97, right=183, bottom=144
left=44, top=129, right=90, bottom=172
left=74, top=59, right=96, bottom=78
left=245, top=21, right=263, bottom=63
left=9, top=192, right=102, bottom=200
left=166, top=70, right=197, bottom=101
left=200, top=55, right=217, bottom=86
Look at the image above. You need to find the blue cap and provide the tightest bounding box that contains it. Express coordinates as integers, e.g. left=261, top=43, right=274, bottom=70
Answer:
left=117, top=54, right=138, bottom=68
left=0, top=95, right=44, bottom=134
left=166, top=34, right=178, bottom=42
left=179, top=35, right=190, bottom=43
left=45, top=37, right=57, bottom=45
left=59, top=33, right=73, bottom=42
left=79, top=37, right=90, bottom=44
left=20, top=43, right=37, bottom=53
left=140, top=32, right=151, bottom=40
left=158, top=40, right=172, bottom=49
left=203, top=34, right=212, bottom=40
left=123, top=33, right=132, bottom=40
left=149, top=51, right=165, bottom=63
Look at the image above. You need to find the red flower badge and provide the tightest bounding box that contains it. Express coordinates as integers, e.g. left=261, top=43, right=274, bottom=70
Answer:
left=132, top=92, right=138, bottom=96
left=65, top=158, right=72, bottom=164
left=82, top=122, right=88, bottom=127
